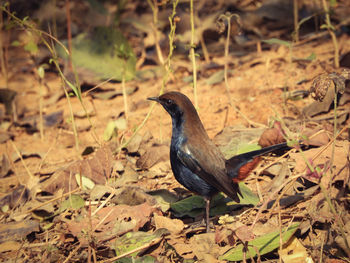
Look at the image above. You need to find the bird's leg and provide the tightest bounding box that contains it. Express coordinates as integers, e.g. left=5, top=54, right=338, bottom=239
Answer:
left=205, top=197, right=211, bottom=233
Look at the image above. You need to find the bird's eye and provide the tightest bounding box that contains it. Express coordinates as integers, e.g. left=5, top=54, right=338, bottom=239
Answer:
left=165, top=99, right=172, bottom=105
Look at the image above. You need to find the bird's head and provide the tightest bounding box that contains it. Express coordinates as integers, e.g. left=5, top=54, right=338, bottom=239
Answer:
left=148, top=91, right=207, bottom=136
left=148, top=92, right=196, bottom=119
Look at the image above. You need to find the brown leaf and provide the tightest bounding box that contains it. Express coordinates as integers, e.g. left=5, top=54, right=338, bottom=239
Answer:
left=65, top=202, right=157, bottom=245
left=167, top=240, right=194, bottom=259
left=112, top=186, right=158, bottom=206
left=42, top=145, right=113, bottom=194
left=0, top=220, right=39, bottom=243
left=303, top=128, right=330, bottom=146
left=279, top=237, right=311, bottom=262
left=136, top=144, right=169, bottom=169
left=0, top=154, right=11, bottom=178
left=154, top=214, right=184, bottom=235
left=259, top=127, right=285, bottom=147
left=190, top=233, right=225, bottom=262
left=0, top=185, right=29, bottom=209
left=0, top=241, right=21, bottom=253
left=290, top=141, right=349, bottom=185
left=126, top=133, right=143, bottom=153
left=235, top=225, right=255, bottom=242
left=113, top=166, right=138, bottom=186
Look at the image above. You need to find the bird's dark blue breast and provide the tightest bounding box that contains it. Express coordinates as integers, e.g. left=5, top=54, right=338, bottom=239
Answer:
left=169, top=132, right=218, bottom=198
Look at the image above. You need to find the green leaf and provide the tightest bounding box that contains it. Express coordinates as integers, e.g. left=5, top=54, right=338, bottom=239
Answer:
left=170, top=184, right=258, bottom=218
left=170, top=194, right=228, bottom=218
left=297, top=15, right=315, bottom=31
left=24, top=41, right=38, bottom=55
left=329, top=0, right=337, bottom=7
left=320, top=24, right=335, bottom=31
left=115, top=118, right=127, bottom=130
left=116, top=255, right=156, bottom=263
left=75, top=173, right=95, bottom=190
left=170, top=195, right=205, bottom=218
left=234, top=182, right=259, bottom=205
left=60, top=194, right=85, bottom=211
left=263, top=38, right=291, bottom=48
left=85, top=0, right=107, bottom=14
left=205, top=70, right=225, bottom=85
left=220, top=223, right=300, bottom=261
left=11, top=40, right=21, bottom=47
left=57, top=27, right=136, bottom=81
left=305, top=52, right=316, bottom=61
left=37, top=65, right=45, bottom=79
left=114, top=229, right=167, bottom=258
left=1, top=204, right=9, bottom=213
left=236, top=143, right=261, bottom=155
left=65, top=80, right=82, bottom=101
left=103, top=120, right=118, bottom=141
left=221, top=142, right=261, bottom=160
left=148, top=189, right=179, bottom=212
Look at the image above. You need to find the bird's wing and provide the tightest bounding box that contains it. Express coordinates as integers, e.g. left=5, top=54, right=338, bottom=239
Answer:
left=177, top=141, right=241, bottom=202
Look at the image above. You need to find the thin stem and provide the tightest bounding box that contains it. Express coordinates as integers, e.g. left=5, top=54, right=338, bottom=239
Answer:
left=122, top=60, right=128, bottom=121
left=220, top=13, right=264, bottom=128
left=147, top=0, right=164, bottom=65
left=0, top=7, right=8, bottom=88
left=189, top=0, right=198, bottom=108
left=118, top=0, right=179, bottom=152
left=321, top=0, right=339, bottom=68
left=39, top=76, right=44, bottom=141
left=293, top=0, right=299, bottom=42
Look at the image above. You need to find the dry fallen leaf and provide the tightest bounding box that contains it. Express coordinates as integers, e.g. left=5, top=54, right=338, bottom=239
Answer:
left=235, top=225, right=255, bottom=242
left=290, top=140, right=349, bottom=185
left=136, top=144, right=169, bottom=169
left=42, top=145, right=113, bottom=193
left=154, top=214, right=184, bottom=235
left=259, top=126, right=286, bottom=147
left=190, top=233, right=225, bottom=262
left=65, top=202, right=157, bottom=245
left=0, top=220, right=39, bottom=243
left=279, top=236, right=313, bottom=263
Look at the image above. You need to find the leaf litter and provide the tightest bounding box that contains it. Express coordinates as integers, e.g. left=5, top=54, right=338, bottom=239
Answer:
left=0, top=0, right=350, bottom=262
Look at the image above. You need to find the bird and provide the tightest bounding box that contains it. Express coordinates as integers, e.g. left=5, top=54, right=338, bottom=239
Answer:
left=148, top=91, right=289, bottom=232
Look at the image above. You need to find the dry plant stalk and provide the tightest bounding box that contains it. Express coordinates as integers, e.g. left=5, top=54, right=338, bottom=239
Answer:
left=321, top=0, right=339, bottom=68
left=293, top=0, right=299, bottom=42
left=218, top=13, right=264, bottom=128
left=118, top=0, right=180, bottom=152
left=189, top=0, right=198, bottom=108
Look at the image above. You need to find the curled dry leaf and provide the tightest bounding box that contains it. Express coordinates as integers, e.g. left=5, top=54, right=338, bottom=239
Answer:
left=310, top=68, right=349, bottom=102
left=259, top=127, right=285, bottom=147
left=304, top=68, right=350, bottom=117
left=41, top=145, right=113, bottom=194
left=65, top=202, right=157, bottom=246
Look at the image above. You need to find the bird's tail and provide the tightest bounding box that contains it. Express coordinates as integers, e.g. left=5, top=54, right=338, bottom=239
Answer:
left=226, top=142, right=290, bottom=184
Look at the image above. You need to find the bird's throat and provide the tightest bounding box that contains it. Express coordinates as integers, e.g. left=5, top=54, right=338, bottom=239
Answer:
left=170, top=116, right=186, bottom=150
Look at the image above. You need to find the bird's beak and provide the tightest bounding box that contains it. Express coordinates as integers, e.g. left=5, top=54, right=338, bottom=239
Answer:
left=147, top=96, right=160, bottom=103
